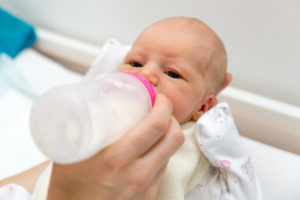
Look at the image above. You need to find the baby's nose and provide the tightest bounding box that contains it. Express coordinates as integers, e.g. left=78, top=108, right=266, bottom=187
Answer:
left=139, top=67, right=159, bottom=87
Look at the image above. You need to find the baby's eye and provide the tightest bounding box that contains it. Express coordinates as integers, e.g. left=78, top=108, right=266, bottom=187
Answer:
left=166, top=71, right=181, bottom=79
left=130, top=62, right=143, bottom=68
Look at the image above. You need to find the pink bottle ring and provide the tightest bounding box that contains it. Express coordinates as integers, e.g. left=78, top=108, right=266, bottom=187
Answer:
left=122, top=72, right=156, bottom=106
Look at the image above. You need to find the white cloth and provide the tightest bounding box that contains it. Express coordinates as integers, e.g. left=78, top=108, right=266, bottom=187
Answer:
left=186, top=102, right=263, bottom=199
left=155, top=122, right=209, bottom=200
left=31, top=163, right=52, bottom=200
left=84, top=38, right=131, bottom=81
left=0, top=184, right=30, bottom=200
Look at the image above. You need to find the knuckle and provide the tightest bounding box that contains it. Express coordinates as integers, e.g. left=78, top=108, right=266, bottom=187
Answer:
left=131, top=133, right=147, bottom=147
left=150, top=118, right=167, bottom=134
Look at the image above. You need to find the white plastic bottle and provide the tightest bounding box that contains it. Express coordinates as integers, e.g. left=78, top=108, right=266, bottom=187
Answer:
left=30, top=72, right=156, bottom=164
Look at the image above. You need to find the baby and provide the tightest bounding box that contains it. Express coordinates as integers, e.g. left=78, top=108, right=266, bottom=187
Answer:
left=3, top=17, right=261, bottom=200
left=117, top=16, right=262, bottom=199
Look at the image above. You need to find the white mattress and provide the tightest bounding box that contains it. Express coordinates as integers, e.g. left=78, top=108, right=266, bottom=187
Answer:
left=0, top=48, right=300, bottom=199
left=242, top=137, right=300, bottom=199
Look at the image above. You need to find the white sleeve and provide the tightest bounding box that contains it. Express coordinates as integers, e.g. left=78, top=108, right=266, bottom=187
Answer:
left=0, top=184, right=31, bottom=200
left=195, top=102, right=263, bottom=200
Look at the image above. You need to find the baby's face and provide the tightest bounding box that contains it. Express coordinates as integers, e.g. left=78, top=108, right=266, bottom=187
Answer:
left=120, top=24, right=209, bottom=123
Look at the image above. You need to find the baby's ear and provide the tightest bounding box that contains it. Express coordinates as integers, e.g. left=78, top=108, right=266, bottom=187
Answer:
left=191, top=94, right=216, bottom=121
left=220, top=72, right=232, bottom=91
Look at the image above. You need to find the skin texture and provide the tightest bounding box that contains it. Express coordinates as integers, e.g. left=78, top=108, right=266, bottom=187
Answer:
left=0, top=17, right=232, bottom=200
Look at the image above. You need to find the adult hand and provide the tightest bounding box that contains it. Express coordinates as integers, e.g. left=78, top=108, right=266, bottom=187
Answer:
left=47, top=94, right=185, bottom=200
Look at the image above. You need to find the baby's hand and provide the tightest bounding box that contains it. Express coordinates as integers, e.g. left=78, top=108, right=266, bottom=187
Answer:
left=195, top=103, right=249, bottom=169
left=196, top=103, right=262, bottom=200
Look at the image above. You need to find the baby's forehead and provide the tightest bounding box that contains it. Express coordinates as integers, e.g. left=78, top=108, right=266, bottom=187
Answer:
left=150, top=18, right=214, bottom=36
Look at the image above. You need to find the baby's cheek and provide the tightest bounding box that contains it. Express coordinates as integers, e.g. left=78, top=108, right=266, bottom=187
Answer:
left=120, top=65, right=139, bottom=74
left=119, top=64, right=128, bottom=72
left=172, top=103, right=192, bottom=124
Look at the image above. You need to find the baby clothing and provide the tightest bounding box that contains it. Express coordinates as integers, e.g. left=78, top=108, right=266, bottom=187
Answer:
left=0, top=184, right=30, bottom=200
left=186, top=103, right=263, bottom=199
left=155, top=121, right=210, bottom=200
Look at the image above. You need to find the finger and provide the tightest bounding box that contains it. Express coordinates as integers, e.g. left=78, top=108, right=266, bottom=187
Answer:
left=141, top=116, right=184, bottom=169
left=111, top=94, right=173, bottom=160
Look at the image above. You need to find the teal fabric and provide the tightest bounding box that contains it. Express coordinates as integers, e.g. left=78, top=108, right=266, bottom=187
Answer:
left=0, top=8, right=37, bottom=58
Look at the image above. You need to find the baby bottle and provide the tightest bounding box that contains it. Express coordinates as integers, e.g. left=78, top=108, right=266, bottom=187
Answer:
left=30, top=72, right=156, bottom=164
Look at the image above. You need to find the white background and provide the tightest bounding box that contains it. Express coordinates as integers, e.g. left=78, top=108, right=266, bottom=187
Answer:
left=1, top=0, right=300, bottom=107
